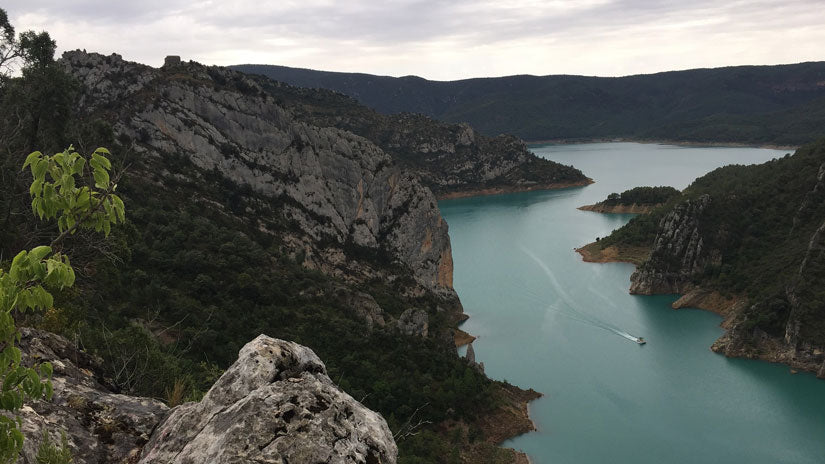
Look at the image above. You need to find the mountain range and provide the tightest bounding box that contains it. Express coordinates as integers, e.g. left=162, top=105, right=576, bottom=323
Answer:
left=233, top=62, right=825, bottom=146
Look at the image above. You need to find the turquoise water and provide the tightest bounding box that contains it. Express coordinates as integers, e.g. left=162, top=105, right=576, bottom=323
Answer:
left=440, top=143, right=825, bottom=464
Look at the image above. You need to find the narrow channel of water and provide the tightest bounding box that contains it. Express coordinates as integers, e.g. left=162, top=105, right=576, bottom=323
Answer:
left=440, top=143, right=825, bottom=464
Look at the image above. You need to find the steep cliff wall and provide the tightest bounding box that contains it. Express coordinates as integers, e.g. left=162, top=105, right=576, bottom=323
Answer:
left=612, top=141, right=825, bottom=377
left=241, top=75, right=591, bottom=198
left=629, top=195, right=714, bottom=294
left=63, top=51, right=453, bottom=297
left=45, top=51, right=539, bottom=461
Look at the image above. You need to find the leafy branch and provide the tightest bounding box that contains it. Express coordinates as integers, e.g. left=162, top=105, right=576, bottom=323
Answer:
left=0, top=145, right=123, bottom=462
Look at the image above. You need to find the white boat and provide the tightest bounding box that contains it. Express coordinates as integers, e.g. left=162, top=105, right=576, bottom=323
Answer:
left=636, top=337, right=646, bottom=345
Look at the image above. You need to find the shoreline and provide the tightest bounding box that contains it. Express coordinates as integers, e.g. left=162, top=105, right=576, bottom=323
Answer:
left=576, top=242, right=825, bottom=378
left=525, top=137, right=798, bottom=151
left=437, top=178, right=594, bottom=201
left=454, top=328, right=476, bottom=347
left=575, top=241, right=650, bottom=266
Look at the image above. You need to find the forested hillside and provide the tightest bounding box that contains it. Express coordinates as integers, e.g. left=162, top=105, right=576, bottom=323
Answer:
left=233, top=62, right=825, bottom=146
left=0, top=39, right=544, bottom=462
left=590, top=139, right=825, bottom=376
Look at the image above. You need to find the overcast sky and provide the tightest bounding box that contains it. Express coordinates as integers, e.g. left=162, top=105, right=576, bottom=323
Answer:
left=5, top=0, right=824, bottom=80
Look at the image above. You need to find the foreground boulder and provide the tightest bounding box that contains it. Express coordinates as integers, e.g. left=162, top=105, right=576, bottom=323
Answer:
left=15, top=328, right=168, bottom=463
left=139, top=335, right=397, bottom=463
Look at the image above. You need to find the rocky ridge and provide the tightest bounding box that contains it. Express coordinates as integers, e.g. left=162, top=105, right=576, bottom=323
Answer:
left=13, top=328, right=168, bottom=464
left=63, top=51, right=453, bottom=299
left=235, top=74, right=592, bottom=198
left=53, top=51, right=543, bottom=461
left=577, top=203, right=659, bottom=214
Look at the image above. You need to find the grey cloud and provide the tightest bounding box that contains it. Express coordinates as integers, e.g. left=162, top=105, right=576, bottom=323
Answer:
left=4, top=0, right=823, bottom=79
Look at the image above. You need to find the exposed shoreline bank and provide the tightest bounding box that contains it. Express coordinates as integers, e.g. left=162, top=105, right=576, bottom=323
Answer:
left=441, top=177, right=592, bottom=461
left=576, top=241, right=825, bottom=378
left=525, top=137, right=798, bottom=151
left=437, top=178, right=594, bottom=201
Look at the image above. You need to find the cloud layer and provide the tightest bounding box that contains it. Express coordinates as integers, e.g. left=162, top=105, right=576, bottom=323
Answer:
left=6, top=0, right=824, bottom=80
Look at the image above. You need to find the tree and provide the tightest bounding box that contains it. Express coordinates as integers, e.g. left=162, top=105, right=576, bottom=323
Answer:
left=0, top=9, right=18, bottom=76
left=17, top=31, right=55, bottom=72
left=0, top=146, right=123, bottom=462
left=0, top=7, right=56, bottom=81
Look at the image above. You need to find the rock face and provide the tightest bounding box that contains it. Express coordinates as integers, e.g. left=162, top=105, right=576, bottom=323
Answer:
left=139, top=335, right=397, bottom=464
left=614, top=142, right=825, bottom=378
left=15, top=330, right=398, bottom=463
left=61, top=51, right=453, bottom=296
left=629, top=195, right=713, bottom=294
left=225, top=74, right=591, bottom=199
left=396, top=308, right=428, bottom=337
left=15, top=328, right=168, bottom=464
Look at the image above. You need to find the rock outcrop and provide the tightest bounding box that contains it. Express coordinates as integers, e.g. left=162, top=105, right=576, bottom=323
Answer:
left=62, top=51, right=454, bottom=297
left=139, top=335, right=397, bottom=463
left=15, top=330, right=398, bottom=463
left=599, top=141, right=825, bottom=378
left=629, top=195, right=713, bottom=294
left=396, top=308, right=429, bottom=337
left=15, top=328, right=168, bottom=464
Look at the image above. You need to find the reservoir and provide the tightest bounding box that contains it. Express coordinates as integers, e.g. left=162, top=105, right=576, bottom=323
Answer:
left=440, top=143, right=825, bottom=464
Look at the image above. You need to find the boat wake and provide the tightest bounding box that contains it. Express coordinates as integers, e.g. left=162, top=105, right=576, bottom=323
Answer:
left=517, top=246, right=646, bottom=345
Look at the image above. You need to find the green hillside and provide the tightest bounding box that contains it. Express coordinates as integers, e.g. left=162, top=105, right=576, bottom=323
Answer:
left=233, top=62, right=825, bottom=146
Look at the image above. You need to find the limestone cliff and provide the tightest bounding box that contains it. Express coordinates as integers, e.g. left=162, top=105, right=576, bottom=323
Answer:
left=234, top=74, right=591, bottom=198
left=63, top=51, right=453, bottom=299
left=52, top=51, right=539, bottom=461
left=629, top=195, right=714, bottom=294
left=612, top=141, right=825, bottom=377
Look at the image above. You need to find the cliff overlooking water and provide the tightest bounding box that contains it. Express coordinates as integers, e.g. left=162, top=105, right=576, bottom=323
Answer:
left=0, top=49, right=558, bottom=462
left=237, top=73, right=591, bottom=198
left=581, top=139, right=825, bottom=377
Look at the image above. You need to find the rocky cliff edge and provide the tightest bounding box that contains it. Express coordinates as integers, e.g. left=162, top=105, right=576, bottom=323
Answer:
left=15, top=329, right=397, bottom=463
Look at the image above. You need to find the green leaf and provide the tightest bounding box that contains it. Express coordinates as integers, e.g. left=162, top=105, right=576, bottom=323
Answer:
left=29, top=178, right=43, bottom=196
left=39, top=363, right=53, bottom=379
left=22, top=151, right=41, bottom=170
left=33, top=158, right=48, bottom=180
left=93, top=168, right=110, bottom=189
left=28, top=246, right=51, bottom=263
left=73, top=156, right=86, bottom=176
left=91, top=151, right=112, bottom=170
left=113, top=195, right=126, bottom=222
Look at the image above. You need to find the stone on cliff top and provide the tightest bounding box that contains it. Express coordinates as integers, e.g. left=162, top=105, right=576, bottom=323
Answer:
left=139, top=335, right=397, bottom=464
left=163, top=55, right=181, bottom=67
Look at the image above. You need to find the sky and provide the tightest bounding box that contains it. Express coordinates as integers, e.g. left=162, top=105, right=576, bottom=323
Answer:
left=5, top=0, right=825, bottom=81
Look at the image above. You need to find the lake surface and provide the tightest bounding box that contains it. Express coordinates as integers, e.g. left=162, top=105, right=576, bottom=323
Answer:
left=440, top=143, right=825, bottom=464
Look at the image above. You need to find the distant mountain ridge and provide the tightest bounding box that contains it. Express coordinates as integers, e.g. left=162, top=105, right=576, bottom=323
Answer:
left=232, top=62, right=825, bottom=146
